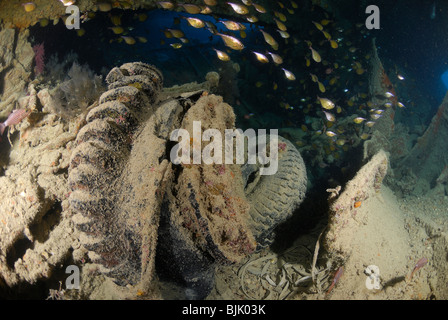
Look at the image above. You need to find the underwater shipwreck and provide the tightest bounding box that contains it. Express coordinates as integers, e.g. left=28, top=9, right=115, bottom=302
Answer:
left=0, top=0, right=447, bottom=300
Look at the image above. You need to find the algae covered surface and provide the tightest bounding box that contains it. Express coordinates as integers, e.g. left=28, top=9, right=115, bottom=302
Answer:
left=0, top=0, right=448, bottom=300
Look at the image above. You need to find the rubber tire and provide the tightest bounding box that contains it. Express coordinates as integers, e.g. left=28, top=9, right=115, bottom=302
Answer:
left=243, top=135, right=307, bottom=248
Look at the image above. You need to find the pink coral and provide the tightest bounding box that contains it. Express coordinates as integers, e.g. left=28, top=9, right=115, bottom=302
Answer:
left=33, top=43, right=45, bottom=75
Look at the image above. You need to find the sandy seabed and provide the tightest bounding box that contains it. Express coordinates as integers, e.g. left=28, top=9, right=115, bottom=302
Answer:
left=210, top=185, right=448, bottom=300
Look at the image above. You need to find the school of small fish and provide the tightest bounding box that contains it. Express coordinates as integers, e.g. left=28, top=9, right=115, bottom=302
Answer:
left=24, top=0, right=409, bottom=171
left=147, top=1, right=407, bottom=166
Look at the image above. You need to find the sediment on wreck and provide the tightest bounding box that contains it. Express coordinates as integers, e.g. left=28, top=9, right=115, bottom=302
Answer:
left=0, top=28, right=34, bottom=117
left=397, top=91, right=448, bottom=193
left=156, top=94, right=257, bottom=299
left=363, top=38, right=396, bottom=160
left=323, top=150, right=388, bottom=264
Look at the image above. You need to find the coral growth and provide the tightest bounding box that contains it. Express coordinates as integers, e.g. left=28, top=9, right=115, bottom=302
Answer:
left=44, top=62, right=105, bottom=116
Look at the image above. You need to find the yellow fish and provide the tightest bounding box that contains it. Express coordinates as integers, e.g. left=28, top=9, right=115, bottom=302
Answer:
left=290, top=1, right=298, bottom=9
left=213, top=48, right=230, bottom=61
left=200, top=7, right=212, bottom=14
left=217, top=33, right=244, bottom=50
left=325, top=131, right=337, bottom=137
left=39, top=18, right=49, bottom=27
left=276, top=30, right=290, bottom=39
left=318, top=81, right=325, bottom=93
left=109, top=26, right=124, bottom=34
left=360, top=133, right=370, bottom=140
left=318, top=97, right=335, bottom=110
left=110, top=15, right=122, bottom=26
left=246, top=15, right=259, bottom=23
left=282, top=68, right=296, bottom=81
left=323, top=110, right=335, bottom=122
left=275, top=11, right=287, bottom=22
left=180, top=3, right=202, bottom=14
left=77, top=28, right=86, bottom=37
left=274, top=18, right=287, bottom=31
left=329, top=77, right=338, bottom=85
left=255, top=81, right=263, bottom=88
left=170, top=43, right=183, bottom=49
left=330, top=40, right=338, bottom=49
left=321, top=30, right=331, bottom=40
left=310, top=46, right=321, bottom=62
left=253, top=51, right=269, bottom=63
left=121, top=36, right=136, bottom=45
left=220, top=20, right=244, bottom=31
left=167, top=29, right=185, bottom=38
left=305, top=58, right=311, bottom=67
left=267, top=51, right=283, bottom=65
left=260, top=29, right=278, bottom=48
left=253, top=3, right=267, bottom=13
left=227, top=2, right=249, bottom=14
left=137, top=36, right=148, bottom=43
left=163, top=29, right=173, bottom=38
left=312, top=21, right=323, bottom=31
left=22, top=2, right=36, bottom=12
left=185, top=17, right=205, bottom=28
left=204, top=0, right=217, bottom=5
left=353, top=117, right=366, bottom=124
